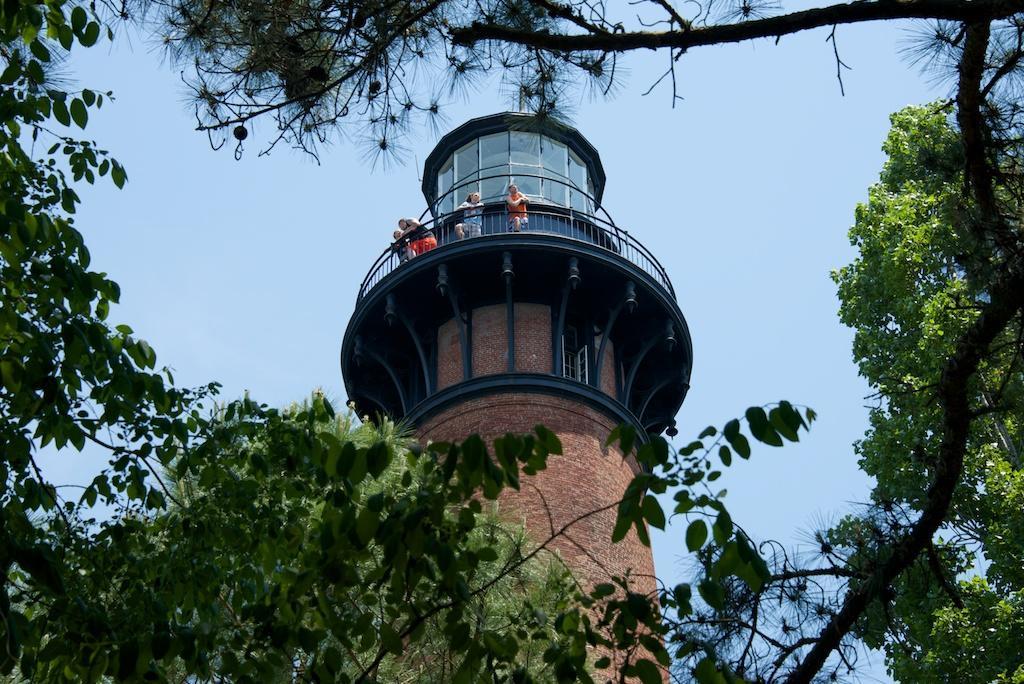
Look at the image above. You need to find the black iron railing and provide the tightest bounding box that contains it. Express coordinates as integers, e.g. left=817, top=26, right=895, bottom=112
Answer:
left=357, top=178, right=674, bottom=301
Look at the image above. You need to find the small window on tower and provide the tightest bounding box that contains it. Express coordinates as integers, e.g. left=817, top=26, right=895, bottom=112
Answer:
left=561, top=325, right=589, bottom=384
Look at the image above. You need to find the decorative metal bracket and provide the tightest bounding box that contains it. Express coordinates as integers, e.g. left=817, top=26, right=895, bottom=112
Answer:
left=503, top=252, right=515, bottom=373
left=385, top=292, right=432, bottom=396
left=593, top=280, right=635, bottom=389
left=437, top=264, right=472, bottom=381
left=637, top=373, right=678, bottom=425
left=623, top=317, right=675, bottom=408
left=552, top=257, right=580, bottom=375
left=365, top=348, right=408, bottom=414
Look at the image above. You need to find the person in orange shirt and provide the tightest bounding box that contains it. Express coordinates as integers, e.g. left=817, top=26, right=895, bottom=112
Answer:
left=506, top=184, right=529, bottom=232
left=399, top=217, right=437, bottom=256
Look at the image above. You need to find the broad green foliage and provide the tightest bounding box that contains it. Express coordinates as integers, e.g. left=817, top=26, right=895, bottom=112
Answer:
left=833, top=104, right=1024, bottom=682
left=0, top=0, right=204, bottom=669
left=9, top=388, right=601, bottom=682
left=39, top=399, right=596, bottom=682
left=605, top=401, right=816, bottom=683
left=5, top=377, right=812, bottom=684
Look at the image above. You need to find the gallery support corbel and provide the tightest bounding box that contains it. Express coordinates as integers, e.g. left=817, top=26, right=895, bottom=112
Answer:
left=552, top=257, right=581, bottom=375
left=353, top=334, right=407, bottom=415
left=385, top=293, right=432, bottom=396
left=623, top=318, right=676, bottom=408
left=365, top=348, right=408, bottom=414
left=437, top=264, right=472, bottom=381
left=593, top=280, right=636, bottom=390
left=637, top=373, right=678, bottom=426
left=503, top=252, right=515, bottom=373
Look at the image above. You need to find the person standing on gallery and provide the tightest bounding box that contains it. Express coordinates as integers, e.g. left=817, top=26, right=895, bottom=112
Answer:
left=506, top=184, right=529, bottom=232
left=455, top=191, right=484, bottom=239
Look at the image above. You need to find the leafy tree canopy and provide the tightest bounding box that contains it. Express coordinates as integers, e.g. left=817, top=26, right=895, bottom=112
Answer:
left=833, top=103, right=1024, bottom=683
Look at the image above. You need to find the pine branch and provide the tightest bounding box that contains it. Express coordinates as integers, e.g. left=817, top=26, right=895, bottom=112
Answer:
left=451, top=0, right=1024, bottom=52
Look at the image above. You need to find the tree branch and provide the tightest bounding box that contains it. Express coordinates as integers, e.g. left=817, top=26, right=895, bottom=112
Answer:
left=451, top=0, right=1024, bottom=52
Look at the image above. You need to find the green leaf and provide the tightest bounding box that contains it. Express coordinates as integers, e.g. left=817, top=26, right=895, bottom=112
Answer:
left=735, top=559, right=766, bottom=592
left=632, top=659, right=662, bottom=684
left=70, top=98, right=87, bottom=128
left=712, top=511, right=732, bottom=545
left=745, top=406, right=783, bottom=447
left=324, top=443, right=341, bottom=477
left=606, top=511, right=630, bottom=544
left=13, top=546, right=64, bottom=595
left=634, top=518, right=651, bottom=547
left=0, top=63, right=20, bottom=84
left=380, top=624, right=402, bottom=655
left=715, top=541, right=742, bottom=577
left=355, top=507, right=379, bottom=545
left=778, top=400, right=806, bottom=431
left=71, top=6, right=87, bottom=33
left=365, top=441, right=390, bottom=478
left=641, top=495, right=666, bottom=530
left=698, top=578, right=725, bottom=610
left=723, top=419, right=751, bottom=458
left=694, top=657, right=727, bottom=684
left=685, top=519, right=707, bottom=552
left=52, top=98, right=70, bottom=126
left=718, top=445, right=731, bottom=466
left=26, top=59, right=44, bottom=84
left=81, top=21, right=100, bottom=47
left=347, top=448, right=367, bottom=485
left=0, top=360, right=23, bottom=393
left=769, top=406, right=799, bottom=441
left=607, top=423, right=636, bottom=455
left=111, top=162, right=126, bottom=188
left=535, top=424, right=562, bottom=454
left=57, top=24, right=73, bottom=49
left=29, top=39, right=49, bottom=63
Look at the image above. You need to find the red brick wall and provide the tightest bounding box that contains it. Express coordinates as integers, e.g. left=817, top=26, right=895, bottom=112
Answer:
left=416, top=393, right=656, bottom=597
left=514, top=303, right=552, bottom=373
left=471, top=304, right=508, bottom=376
left=595, top=335, right=616, bottom=397
left=437, top=304, right=624, bottom=397
left=436, top=317, right=462, bottom=390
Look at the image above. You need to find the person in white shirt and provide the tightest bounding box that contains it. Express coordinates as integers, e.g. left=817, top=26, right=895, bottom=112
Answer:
left=455, top=192, right=484, bottom=239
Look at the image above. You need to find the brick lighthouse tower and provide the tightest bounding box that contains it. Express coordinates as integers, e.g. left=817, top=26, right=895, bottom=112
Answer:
left=340, top=113, right=692, bottom=608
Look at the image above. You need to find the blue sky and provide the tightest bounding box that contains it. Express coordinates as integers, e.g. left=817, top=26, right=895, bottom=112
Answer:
left=46, top=12, right=943, bottom=680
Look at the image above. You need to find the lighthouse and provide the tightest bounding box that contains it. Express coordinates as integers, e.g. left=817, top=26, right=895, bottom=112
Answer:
left=340, top=112, right=692, bottom=620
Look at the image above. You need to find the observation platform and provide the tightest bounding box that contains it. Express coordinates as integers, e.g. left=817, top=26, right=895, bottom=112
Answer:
left=341, top=114, right=692, bottom=437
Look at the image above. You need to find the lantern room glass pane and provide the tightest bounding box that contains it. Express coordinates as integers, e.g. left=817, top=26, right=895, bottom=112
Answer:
left=541, top=137, right=568, bottom=205
left=510, top=132, right=540, bottom=165
left=454, top=140, right=478, bottom=186
left=438, top=159, right=454, bottom=214
left=568, top=151, right=589, bottom=212
left=452, top=181, right=479, bottom=207
left=510, top=167, right=540, bottom=197
left=480, top=132, right=508, bottom=175
left=479, top=132, right=509, bottom=202
left=481, top=176, right=507, bottom=203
